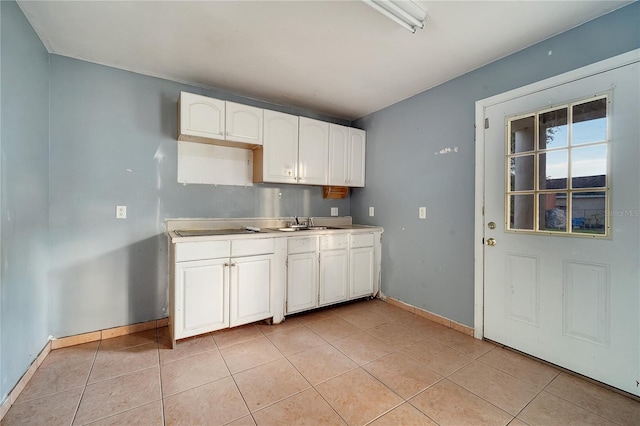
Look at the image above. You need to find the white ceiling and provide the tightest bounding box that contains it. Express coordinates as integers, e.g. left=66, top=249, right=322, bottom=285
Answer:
left=17, top=0, right=631, bottom=120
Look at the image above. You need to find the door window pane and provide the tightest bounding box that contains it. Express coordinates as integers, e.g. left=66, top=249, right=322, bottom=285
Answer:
left=539, top=150, right=568, bottom=190
left=572, top=191, right=606, bottom=234
left=510, top=155, right=535, bottom=191
left=505, top=95, right=609, bottom=237
left=572, top=98, right=607, bottom=145
left=539, top=193, right=567, bottom=232
left=571, top=145, right=607, bottom=189
left=539, top=108, right=568, bottom=149
left=510, top=116, right=535, bottom=153
left=510, top=194, right=534, bottom=230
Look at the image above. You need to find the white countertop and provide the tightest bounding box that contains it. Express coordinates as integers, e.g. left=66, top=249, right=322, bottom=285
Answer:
left=165, top=217, right=383, bottom=243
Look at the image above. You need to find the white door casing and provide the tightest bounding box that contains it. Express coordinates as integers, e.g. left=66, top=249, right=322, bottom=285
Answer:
left=475, top=50, right=640, bottom=396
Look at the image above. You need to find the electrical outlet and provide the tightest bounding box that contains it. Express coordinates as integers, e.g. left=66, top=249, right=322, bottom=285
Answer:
left=419, top=207, right=426, bottom=219
left=369, top=207, right=375, bottom=217
left=116, top=205, right=127, bottom=219
left=331, top=207, right=339, bottom=217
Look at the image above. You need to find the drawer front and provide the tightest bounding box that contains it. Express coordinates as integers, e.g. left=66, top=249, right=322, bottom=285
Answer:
left=175, top=240, right=230, bottom=262
left=350, top=233, right=374, bottom=248
left=288, top=237, right=317, bottom=254
left=319, top=234, right=349, bottom=251
left=231, top=238, right=275, bottom=257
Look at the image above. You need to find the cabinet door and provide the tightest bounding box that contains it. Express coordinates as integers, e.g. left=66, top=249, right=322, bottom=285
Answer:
left=328, top=124, right=349, bottom=186
left=298, top=117, right=329, bottom=185
left=262, top=110, right=299, bottom=183
left=350, top=246, right=374, bottom=298
left=287, top=252, right=318, bottom=314
left=225, top=101, right=263, bottom=145
left=229, top=254, right=272, bottom=327
left=319, top=249, right=349, bottom=306
left=179, top=92, right=225, bottom=140
left=174, top=258, right=229, bottom=339
left=348, top=128, right=366, bottom=187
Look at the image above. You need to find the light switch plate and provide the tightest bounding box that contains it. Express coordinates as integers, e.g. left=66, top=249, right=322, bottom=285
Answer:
left=419, top=207, right=426, bottom=219
left=116, top=205, right=127, bottom=219
left=331, top=207, right=339, bottom=217
left=369, top=207, right=375, bottom=217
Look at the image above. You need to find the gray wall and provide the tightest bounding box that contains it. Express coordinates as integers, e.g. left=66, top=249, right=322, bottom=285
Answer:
left=0, top=0, right=50, bottom=401
left=351, top=2, right=640, bottom=326
left=48, top=55, right=350, bottom=337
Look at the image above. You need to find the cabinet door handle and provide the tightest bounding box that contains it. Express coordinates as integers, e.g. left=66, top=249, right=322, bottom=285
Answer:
left=224, top=263, right=230, bottom=267
left=230, top=263, right=236, bottom=267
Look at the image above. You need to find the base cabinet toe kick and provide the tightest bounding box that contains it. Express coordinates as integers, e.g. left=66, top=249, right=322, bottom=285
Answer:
left=168, top=228, right=382, bottom=348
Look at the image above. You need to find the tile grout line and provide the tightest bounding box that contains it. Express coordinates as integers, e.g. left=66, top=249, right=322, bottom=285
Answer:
left=73, top=332, right=164, bottom=425
left=216, top=330, right=259, bottom=425
left=535, top=373, right=627, bottom=426
left=282, top=351, right=352, bottom=426
left=154, top=328, right=167, bottom=426
left=69, top=339, right=101, bottom=426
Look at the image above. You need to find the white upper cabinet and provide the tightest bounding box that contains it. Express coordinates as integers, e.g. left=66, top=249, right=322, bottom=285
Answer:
left=328, top=124, right=349, bottom=186
left=178, top=92, right=262, bottom=149
left=256, top=110, right=299, bottom=183
left=328, top=125, right=366, bottom=187
left=225, top=101, right=263, bottom=145
left=298, top=117, right=329, bottom=185
left=348, top=128, right=366, bottom=187
left=178, top=91, right=366, bottom=187
left=179, top=92, right=225, bottom=142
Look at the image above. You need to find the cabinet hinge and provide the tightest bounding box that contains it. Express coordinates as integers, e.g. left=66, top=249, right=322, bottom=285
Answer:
left=285, top=257, right=288, bottom=267
left=484, top=118, right=489, bottom=129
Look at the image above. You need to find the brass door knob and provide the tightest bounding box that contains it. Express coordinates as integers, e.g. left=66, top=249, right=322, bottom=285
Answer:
left=486, top=238, right=497, bottom=246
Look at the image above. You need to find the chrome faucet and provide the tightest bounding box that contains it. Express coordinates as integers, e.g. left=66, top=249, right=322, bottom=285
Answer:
left=309, top=217, right=315, bottom=227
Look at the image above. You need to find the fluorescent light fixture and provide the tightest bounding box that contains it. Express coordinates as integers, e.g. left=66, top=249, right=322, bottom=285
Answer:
left=363, top=0, right=426, bottom=33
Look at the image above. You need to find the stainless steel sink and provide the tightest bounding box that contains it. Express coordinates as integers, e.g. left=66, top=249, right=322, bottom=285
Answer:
left=275, top=226, right=341, bottom=232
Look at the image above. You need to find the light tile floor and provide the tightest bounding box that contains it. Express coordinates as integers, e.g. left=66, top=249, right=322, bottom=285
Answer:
left=3, top=299, right=639, bottom=425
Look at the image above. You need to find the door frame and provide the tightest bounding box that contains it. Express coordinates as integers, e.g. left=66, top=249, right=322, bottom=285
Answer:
left=473, top=49, right=640, bottom=339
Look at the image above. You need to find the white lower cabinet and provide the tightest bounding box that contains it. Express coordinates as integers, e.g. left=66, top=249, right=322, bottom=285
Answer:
left=230, top=254, right=272, bottom=327
left=349, top=233, right=375, bottom=298
left=349, top=247, right=374, bottom=298
left=318, top=234, right=349, bottom=306
left=175, top=258, right=229, bottom=339
left=285, top=233, right=378, bottom=314
left=286, top=237, right=318, bottom=314
left=171, top=230, right=380, bottom=347
left=171, top=238, right=274, bottom=347
left=319, top=249, right=349, bottom=306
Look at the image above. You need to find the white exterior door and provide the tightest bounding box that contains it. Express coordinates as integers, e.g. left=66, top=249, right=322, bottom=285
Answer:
left=482, top=60, right=639, bottom=396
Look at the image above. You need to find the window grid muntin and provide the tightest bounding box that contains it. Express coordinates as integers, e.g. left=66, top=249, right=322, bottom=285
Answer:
left=505, top=95, right=609, bottom=237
